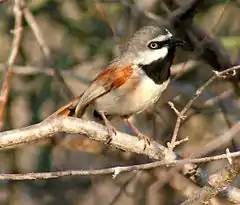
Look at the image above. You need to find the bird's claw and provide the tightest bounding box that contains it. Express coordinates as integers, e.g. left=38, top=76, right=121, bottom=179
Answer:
left=137, top=134, right=151, bottom=150
left=105, top=124, right=116, bottom=144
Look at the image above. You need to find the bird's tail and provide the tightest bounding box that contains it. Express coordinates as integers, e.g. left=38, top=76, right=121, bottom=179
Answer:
left=45, top=94, right=106, bottom=154
left=47, top=95, right=82, bottom=119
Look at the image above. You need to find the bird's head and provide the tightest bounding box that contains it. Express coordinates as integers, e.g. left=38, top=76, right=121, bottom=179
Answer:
left=126, top=26, right=184, bottom=66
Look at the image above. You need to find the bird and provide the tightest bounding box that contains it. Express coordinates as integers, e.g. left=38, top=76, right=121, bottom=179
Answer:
left=48, top=25, right=184, bottom=149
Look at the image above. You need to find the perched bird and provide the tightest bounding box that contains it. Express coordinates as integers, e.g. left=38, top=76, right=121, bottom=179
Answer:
left=49, top=25, right=184, bottom=148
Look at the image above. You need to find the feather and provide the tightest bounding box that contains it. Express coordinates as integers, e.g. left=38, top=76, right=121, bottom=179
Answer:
left=75, top=65, right=133, bottom=117
left=49, top=65, right=133, bottom=118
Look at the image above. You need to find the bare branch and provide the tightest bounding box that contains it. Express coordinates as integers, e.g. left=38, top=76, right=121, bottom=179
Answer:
left=22, top=5, right=51, bottom=58
left=181, top=159, right=240, bottom=205
left=21, top=0, right=74, bottom=99
left=168, top=75, right=216, bottom=150
left=0, top=116, right=168, bottom=160
left=168, top=0, right=204, bottom=24
left=0, top=0, right=24, bottom=129
left=192, top=120, right=240, bottom=158
left=0, top=116, right=239, bottom=181
left=165, top=0, right=234, bottom=71
left=0, top=144, right=240, bottom=180
left=0, top=61, right=196, bottom=79
left=168, top=65, right=240, bottom=150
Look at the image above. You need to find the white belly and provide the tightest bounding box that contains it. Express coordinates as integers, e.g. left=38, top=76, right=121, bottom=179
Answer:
left=94, top=71, right=170, bottom=116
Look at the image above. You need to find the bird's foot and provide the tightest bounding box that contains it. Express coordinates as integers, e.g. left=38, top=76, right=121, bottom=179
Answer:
left=105, top=123, right=117, bottom=144
left=99, top=111, right=117, bottom=144
left=124, top=118, right=151, bottom=150
left=137, top=133, right=151, bottom=150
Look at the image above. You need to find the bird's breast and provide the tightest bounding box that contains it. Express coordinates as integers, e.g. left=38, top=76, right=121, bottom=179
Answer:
left=94, top=70, right=170, bottom=116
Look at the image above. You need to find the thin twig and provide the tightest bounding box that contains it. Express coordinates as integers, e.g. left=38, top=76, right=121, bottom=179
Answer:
left=0, top=63, right=92, bottom=84
left=168, top=101, right=186, bottom=120
left=168, top=77, right=216, bottom=150
left=109, top=174, right=137, bottom=205
left=168, top=65, right=240, bottom=150
left=22, top=5, right=51, bottom=58
left=21, top=0, right=74, bottom=99
left=214, top=65, right=240, bottom=77
left=0, top=149, right=240, bottom=181
left=0, top=61, right=196, bottom=79
left=95, top=1, right=116, bottom=37
left=0, top=0, right=23, bottom=129
left=0, top=115, right=239, bottom=181
left=181, top=159, right=240, bottom=205
left=191, top=118, right=240, bottom=158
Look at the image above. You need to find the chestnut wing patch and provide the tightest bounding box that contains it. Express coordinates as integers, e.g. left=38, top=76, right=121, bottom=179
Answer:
left=96, top=65, right=133, bottom=90
left=75, top=66, right=133, bottom=117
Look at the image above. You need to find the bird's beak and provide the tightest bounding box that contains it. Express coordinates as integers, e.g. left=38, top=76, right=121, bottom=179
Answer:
left=168, top=37, right=185, bottom=47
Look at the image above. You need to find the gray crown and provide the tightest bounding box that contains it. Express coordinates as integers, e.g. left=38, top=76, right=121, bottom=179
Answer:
left=126, top=26, right=171, bottom=52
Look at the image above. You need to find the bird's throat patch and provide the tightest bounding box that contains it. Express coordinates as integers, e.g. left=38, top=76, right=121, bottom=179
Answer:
left=139, top=48, right=175, bottom=84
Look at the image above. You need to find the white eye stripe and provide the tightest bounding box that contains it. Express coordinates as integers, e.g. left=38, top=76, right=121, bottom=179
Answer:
left=134, top=47, right=169, bottom=65
left=149, top=32, right=173, bottom=43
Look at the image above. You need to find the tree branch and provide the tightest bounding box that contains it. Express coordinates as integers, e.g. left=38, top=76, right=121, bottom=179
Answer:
left=0, top=144, right=240, bottom=180
left=165, top=0, right=235, bottom=71
left=21, top=0, right=74, bottom=100
left=0, top=116, right=169, bottom=160
left=0, top=0, right=24, bottom=129
left=168, top=65, right=240, bottom=150
left=181, top=159, right=240, bottom=205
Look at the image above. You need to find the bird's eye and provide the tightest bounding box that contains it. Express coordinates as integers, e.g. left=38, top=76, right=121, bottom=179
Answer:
left=148, top=42, right=159, bottom=49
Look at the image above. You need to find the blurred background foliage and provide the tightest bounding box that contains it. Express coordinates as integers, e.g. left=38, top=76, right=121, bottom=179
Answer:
left=0, top=0, right=240, bottom=205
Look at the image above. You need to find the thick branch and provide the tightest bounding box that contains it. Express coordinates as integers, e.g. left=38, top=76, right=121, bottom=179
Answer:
left=0, top=116, right=169, bottom=160
left=165, top=0, right=235, bottom=71
left=168, top=0, right=204, bottom=24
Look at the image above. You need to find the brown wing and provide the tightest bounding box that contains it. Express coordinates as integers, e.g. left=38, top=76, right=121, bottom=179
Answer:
left=95, top=65, right=133, bottom=89
left=75, top=65, right=133, bottom=117
left=48, top=65, right=133, bottom=118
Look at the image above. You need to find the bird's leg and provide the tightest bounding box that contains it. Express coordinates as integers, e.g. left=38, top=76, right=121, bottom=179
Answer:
left=99, top=111, right=116, bottom=143
left=124, top=118, right=151, bottom=150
